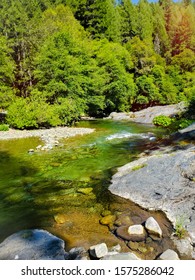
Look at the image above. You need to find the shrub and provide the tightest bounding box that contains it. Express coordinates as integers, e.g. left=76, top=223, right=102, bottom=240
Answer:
left=6, top=98, right=61, bottom=129
left=153, top=115, right=173, bottom=128
left=0, top=124, right=9, bottom=131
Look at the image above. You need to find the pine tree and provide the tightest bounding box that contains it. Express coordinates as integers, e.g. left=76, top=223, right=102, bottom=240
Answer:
left=75, top=0, right=121, bottom=42
left=118, top=0, right=139, bottom=43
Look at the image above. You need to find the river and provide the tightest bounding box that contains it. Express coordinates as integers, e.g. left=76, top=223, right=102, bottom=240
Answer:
left=0, top=119, right=174, bottom=259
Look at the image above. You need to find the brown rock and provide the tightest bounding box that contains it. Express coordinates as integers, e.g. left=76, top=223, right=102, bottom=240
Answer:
left=114, top=214, right=134, bottom=227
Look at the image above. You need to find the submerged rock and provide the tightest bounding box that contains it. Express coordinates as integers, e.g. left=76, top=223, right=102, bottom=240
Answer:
left=0, top=229, right=66, bottom=260
left=99, top=215, right=116, bottom=226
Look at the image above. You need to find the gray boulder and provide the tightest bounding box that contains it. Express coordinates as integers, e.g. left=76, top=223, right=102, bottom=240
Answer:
left=108, top=103, right=186, bottom=124
left=109, top=146, right=195, bottom=257
left=0, top=229, right=66, bottom=260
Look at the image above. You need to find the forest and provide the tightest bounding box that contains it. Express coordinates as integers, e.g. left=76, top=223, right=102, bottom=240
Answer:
left=0, top=0, right=195, bottom=129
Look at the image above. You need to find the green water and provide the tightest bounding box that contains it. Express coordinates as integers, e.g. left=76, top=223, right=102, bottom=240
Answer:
left=0, top=120, right=167, bottom=243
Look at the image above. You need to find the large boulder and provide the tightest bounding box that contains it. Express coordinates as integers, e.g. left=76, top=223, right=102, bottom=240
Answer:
left=109, top=145, right=195, bottom=258
left=108, top=103, right=186, bottom=124
left=0, top=229, right=66, bottom=260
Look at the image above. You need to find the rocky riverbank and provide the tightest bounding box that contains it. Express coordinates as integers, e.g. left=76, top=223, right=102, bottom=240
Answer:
left=107, top=102, right=186, bottom=124
left=109, top=124, right=195, bottom=259
left=0, top=126, right=95, bottom=150
left=0, top=229, right=180, bottom=260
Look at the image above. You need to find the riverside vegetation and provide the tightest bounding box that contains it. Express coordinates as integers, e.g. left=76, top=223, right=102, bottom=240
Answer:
left=0, top=0, right=195, bottom=129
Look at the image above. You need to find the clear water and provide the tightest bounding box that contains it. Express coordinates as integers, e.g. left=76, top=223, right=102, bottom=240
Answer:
left=0, top=120, right=170, bottom=254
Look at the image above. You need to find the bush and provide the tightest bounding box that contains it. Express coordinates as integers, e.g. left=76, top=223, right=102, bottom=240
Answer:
left=153, top=115, right=173, bottom=128
left=6, top=98, right=61, bottom=129
left=0, top=124, right=9, bottom=131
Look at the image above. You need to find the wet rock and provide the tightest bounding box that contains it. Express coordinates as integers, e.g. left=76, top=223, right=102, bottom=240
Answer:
left=145, top=217, right=162, bottom=238
left=128, top=241, right=139, bottom=251
left=0, top=229, right=66, bottom=260
left=116, top=226, right=132, bottom=241
left=102, top=252, right=141, bottom=260
left=54, top=213, right=67, bottom=224
left=114, top=214, right=134, bottom=226
left=77, top=188, right=93, bottom=195
left=158, top=249, right=180, bottom=260
left=89, top=243, right=108, bottom=259
left=101, top=210, right=112, bottom=217
left=100, top=215, right=116, bottom=226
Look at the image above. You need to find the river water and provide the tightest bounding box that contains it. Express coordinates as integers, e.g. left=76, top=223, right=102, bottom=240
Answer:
left=0, top=120, right=175, bottom=259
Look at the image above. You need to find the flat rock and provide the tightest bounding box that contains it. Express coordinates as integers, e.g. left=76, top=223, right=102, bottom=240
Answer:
left=116, top=226, right=146, bottom=242
left=158, top=249, right=180, bottom=260
left=145, top=217, right=162, bottom=238
left=0, top=229, right=66, bottom=260
left=108, top=103, right=186, bottom=124
left=109, top=146, right=195, bottom=257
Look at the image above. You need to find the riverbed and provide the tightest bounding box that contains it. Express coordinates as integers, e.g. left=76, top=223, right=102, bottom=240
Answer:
left=0, top=120, right=175, bottom=259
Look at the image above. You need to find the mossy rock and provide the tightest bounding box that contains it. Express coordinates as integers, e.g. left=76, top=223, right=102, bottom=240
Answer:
left=77, top=188, right=93, bottom=195
left=99, top=215, right=116, bottom=226
left=101, top=210, right=112, bottom=217
left=114, top=214, right=134, bottom=227
left=54, top=214, right=67, bottom=224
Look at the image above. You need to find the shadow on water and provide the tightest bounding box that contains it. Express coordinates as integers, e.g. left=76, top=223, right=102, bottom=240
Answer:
left=0, top=150, right=52, bottom=242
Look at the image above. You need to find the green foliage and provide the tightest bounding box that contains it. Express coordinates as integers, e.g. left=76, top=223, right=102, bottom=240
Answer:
left=0, top=124, right=9, bottom=131
left=153, top=115, right=173, bottom=127
left=6, top=98, right=61, bottom=129
left=0, top=0, right=195, bottom=126
left=174, top=217, right=187, bottom=239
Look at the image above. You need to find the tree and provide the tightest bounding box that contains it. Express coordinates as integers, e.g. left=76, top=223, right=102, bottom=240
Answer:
left=137, top=0, right=154, bottom=45
left=118, top=0, right=139, bottom=43
left=93, top=40, right=136, bottom=113
left=0, top=35, right=15, bottom=109
left=74, top=0, right=121, bottom=42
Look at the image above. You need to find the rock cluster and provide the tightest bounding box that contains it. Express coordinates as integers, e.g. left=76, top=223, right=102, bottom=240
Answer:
left=115, top=217, right=162, bottom=242
left=0, top=229, right=180, bottom=260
